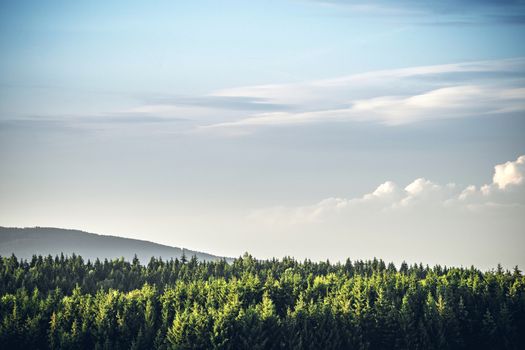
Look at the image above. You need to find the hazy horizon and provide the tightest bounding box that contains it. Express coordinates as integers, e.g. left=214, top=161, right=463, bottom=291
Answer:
left=1, top=0, right=524, bottom=270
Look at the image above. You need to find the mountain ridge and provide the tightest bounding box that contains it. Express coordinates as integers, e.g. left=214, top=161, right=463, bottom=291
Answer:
left=0, top=226, right=233, bottom=263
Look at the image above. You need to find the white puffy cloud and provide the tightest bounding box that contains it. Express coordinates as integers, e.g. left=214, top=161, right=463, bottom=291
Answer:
left=366, top=181, right=398, bottom=198
left=493, top=155, right=525, bottom=189
left=405, top=178, right=438, bottom=196
left=249, top=155, right=525, bottom=226
left=455, top=156, right=525, bottom=209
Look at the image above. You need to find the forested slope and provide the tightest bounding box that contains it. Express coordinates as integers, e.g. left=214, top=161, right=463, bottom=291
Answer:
left=0, top=254, right=523, bottom=349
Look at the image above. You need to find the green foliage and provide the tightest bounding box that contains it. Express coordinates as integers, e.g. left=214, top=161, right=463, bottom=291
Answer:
left=0, top=254, right=524, bottom=349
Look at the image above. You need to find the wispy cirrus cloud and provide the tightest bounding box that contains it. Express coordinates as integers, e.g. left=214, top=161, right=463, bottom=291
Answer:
left=0, top=114, right=187, bottom=133
left=15, top=58, right=522, bottom=134
left=143, top=95, right=291, bottom=112
left=199, top=57, right=525, bottom=132
left=310, top=0, right=525, bottom=25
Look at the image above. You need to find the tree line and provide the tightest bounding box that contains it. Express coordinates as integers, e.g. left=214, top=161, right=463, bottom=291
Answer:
left=0, top=253, right=524, bottom=349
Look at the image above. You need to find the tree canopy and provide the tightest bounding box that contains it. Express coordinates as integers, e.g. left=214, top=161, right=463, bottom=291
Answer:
left=0, top=253, right=523, bottom=349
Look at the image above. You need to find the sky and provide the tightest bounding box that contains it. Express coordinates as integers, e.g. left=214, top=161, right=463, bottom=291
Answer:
left=1, top=0, right=524, bottom=269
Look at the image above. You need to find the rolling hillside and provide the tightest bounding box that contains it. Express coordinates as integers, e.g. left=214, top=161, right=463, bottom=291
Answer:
left=0, top=226, right=232, bottom=263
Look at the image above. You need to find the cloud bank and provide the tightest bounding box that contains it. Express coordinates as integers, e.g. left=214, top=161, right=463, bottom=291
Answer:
left=249, top=155, right=525, bottom=226
left=236, top=154, right=525, bottom=269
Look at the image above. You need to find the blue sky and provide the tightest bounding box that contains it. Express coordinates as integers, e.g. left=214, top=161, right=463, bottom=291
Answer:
left=1, top=0, right=524, bottom=268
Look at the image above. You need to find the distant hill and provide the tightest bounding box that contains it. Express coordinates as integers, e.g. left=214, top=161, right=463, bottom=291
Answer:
left=0, top=226, right=232, bottom=263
